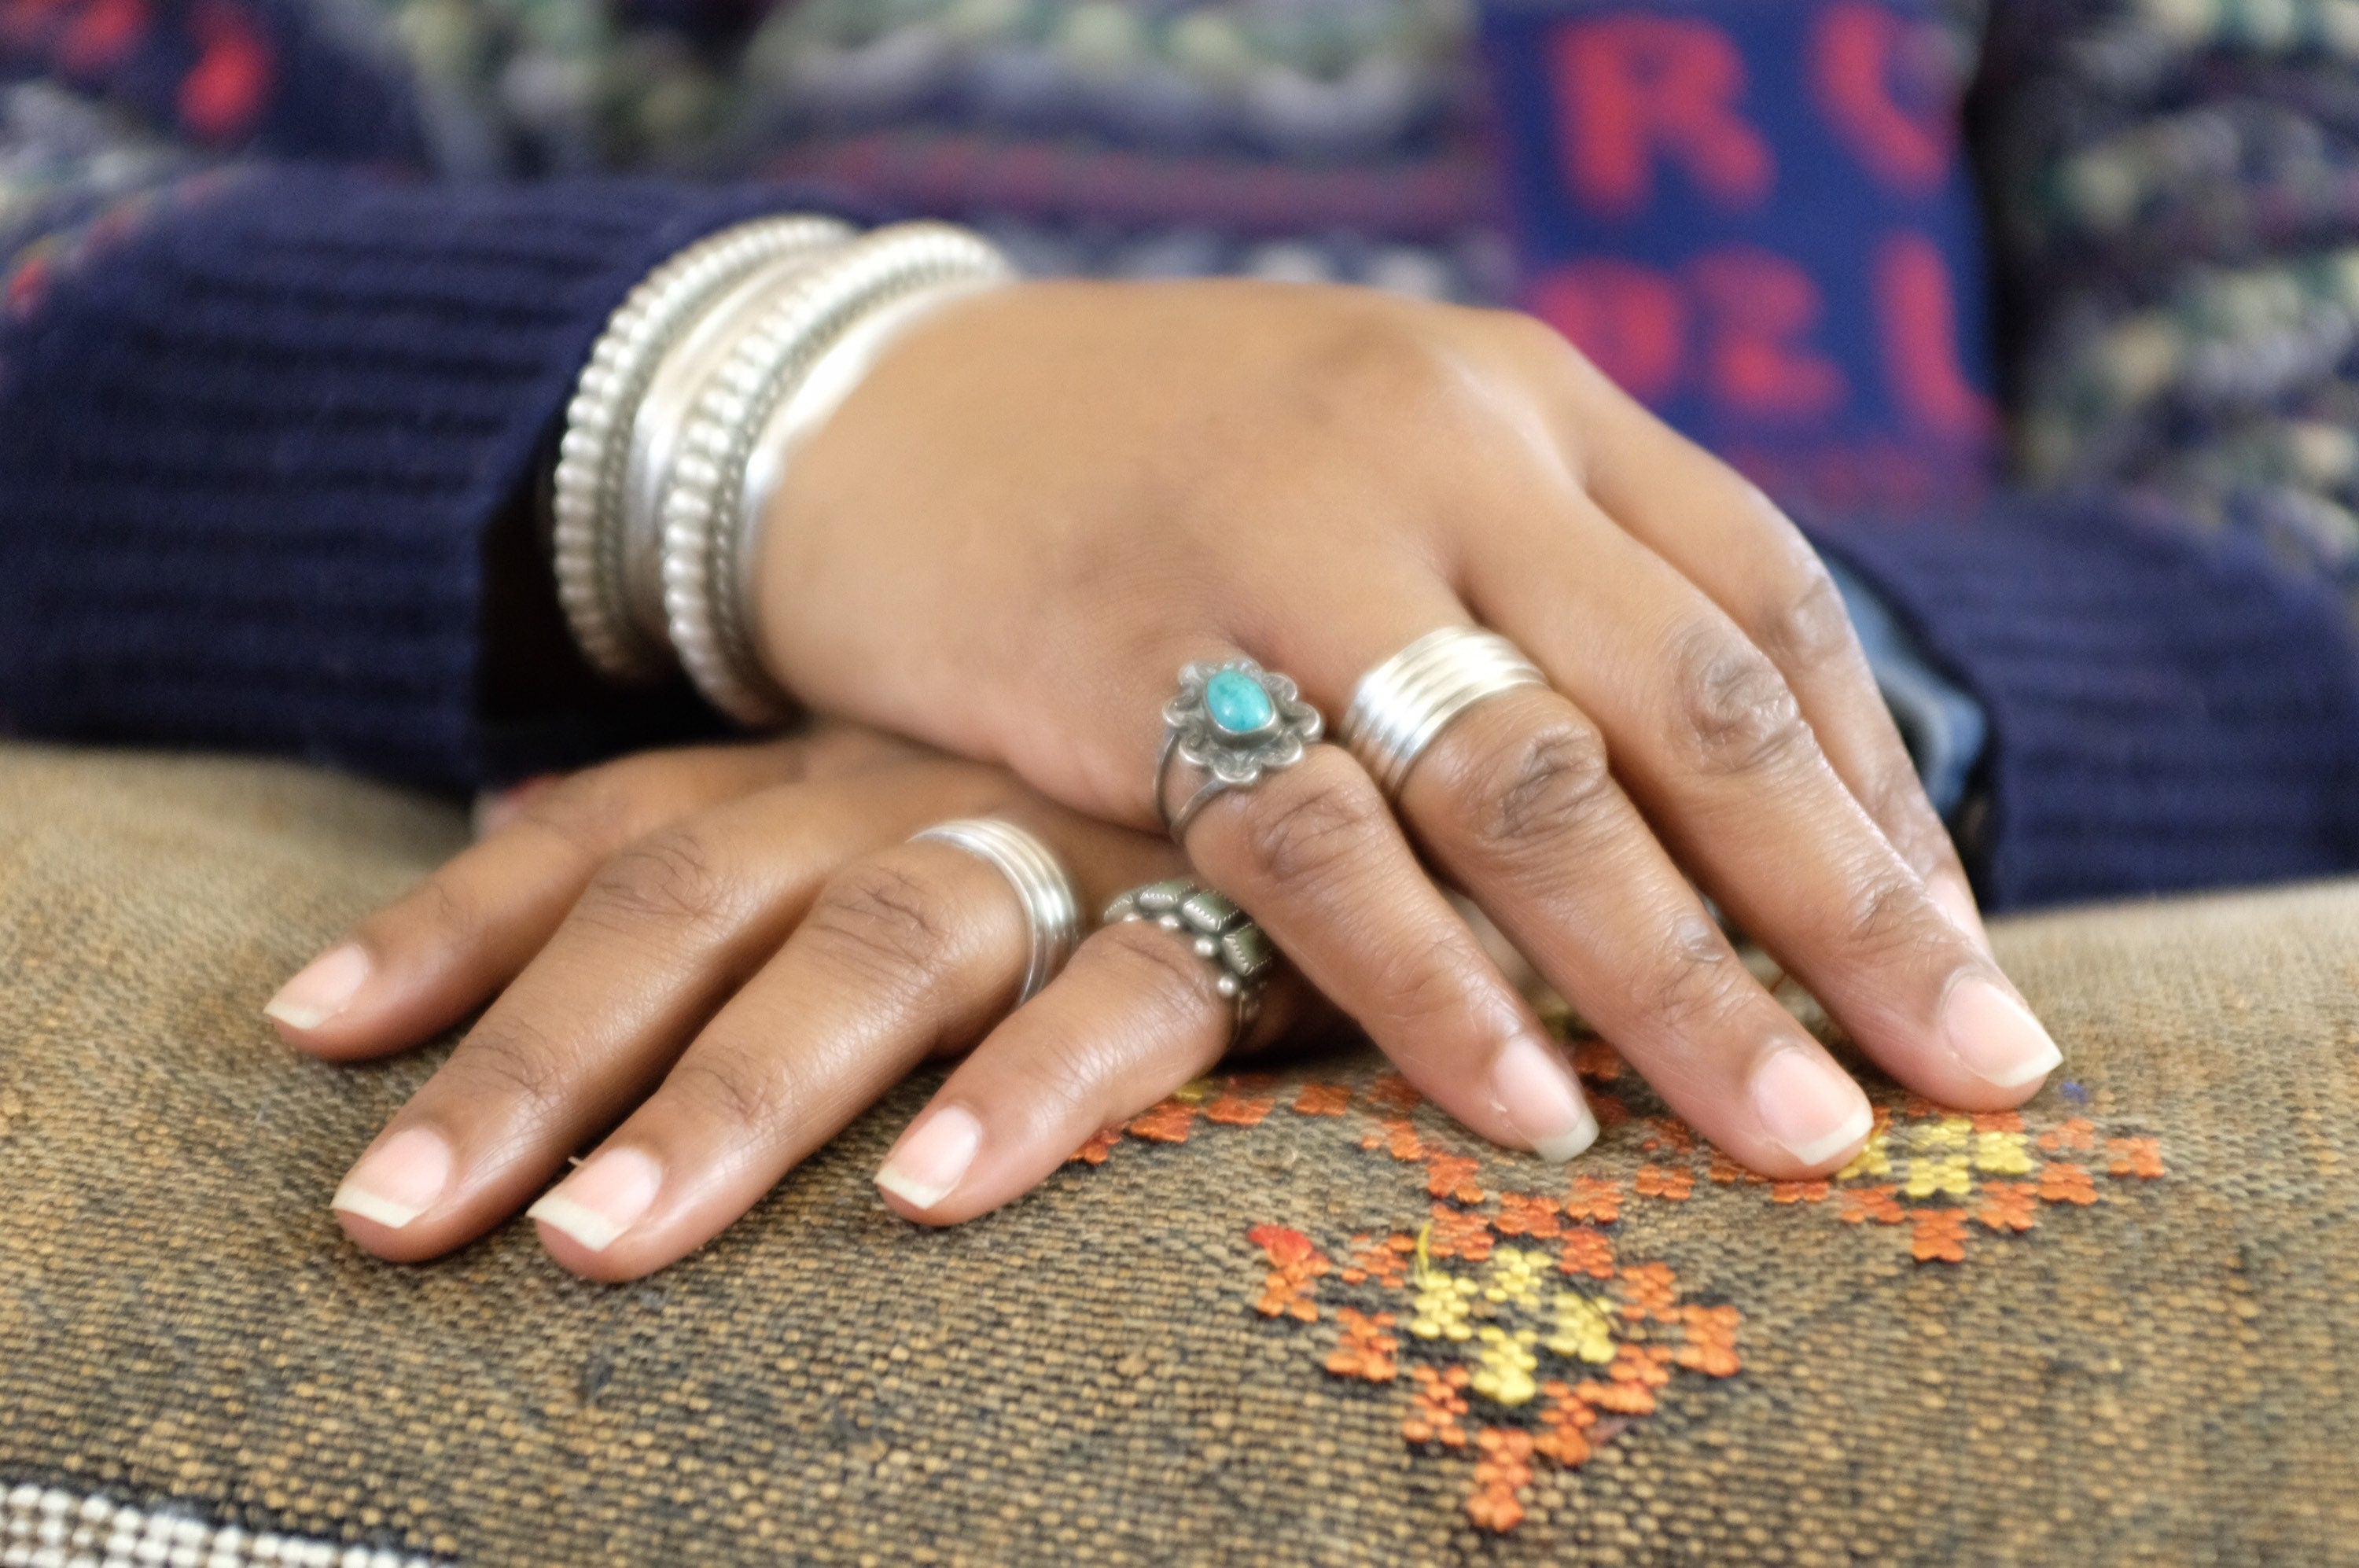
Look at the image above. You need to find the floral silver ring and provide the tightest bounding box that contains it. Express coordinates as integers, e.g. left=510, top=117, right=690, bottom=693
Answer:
left=1154, top=659, right=1326, bottom=842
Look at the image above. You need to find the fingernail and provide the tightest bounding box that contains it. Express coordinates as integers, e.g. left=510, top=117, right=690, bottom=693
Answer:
left=265, top=944, right=369, bottom=1031
left=1942, top=975, right=2063, bottom=1088
left=1750, top=1046, right=1875, bottom=1166
left=330, top=1126, right=451, bottom=1230
left=1931, top=873, right=1991, bottom=955
left=876, top=1106, right=982, bottom=1211
left=1489, top=1036, right=1598, bottom=1164
left=528, top=1147, right=663, bottom=1253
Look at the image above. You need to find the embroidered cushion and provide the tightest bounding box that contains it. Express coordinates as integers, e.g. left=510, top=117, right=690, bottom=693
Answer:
left=1, top=744, right=2351, bottom=1564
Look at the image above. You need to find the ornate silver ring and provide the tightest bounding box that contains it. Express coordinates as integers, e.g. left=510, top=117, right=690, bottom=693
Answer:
left=1102, top=878, right=1276, bottom=1041
left=911, top=818, right=1083, bottom=1003
left=1339, top=626, right=1548, bottom=797
left=1154, top=659, right=1324, bottom=841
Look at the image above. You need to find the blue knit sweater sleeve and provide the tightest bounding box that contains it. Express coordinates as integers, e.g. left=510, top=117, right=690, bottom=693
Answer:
left=0, top=165, right=858, bottom=788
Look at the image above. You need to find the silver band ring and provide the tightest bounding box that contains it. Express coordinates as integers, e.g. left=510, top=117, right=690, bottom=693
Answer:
left=1102, top=878, right=1276, bottom=1041
left=911, top=818, right=1082, bottom=1003
left=1154, top=659, right=1325, bottom=841
left=1340, top=627, right=1548, bottom=796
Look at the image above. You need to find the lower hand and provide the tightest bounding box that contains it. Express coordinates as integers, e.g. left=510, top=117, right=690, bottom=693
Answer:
left=266, top=723, right=1322, bottom=1279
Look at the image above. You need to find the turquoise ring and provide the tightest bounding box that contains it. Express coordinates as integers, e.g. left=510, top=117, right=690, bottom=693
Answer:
left=1154, top=658, right=1325, bottom=841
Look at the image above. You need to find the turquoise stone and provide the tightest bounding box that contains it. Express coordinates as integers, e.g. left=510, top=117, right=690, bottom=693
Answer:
left=1205, top=668, right=1277, bottom=735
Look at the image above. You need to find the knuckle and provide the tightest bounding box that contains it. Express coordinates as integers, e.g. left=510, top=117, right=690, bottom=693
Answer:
left=1460, top=716, right=1617, bottom=857
left=1098, top=919, right=1224, bottom=1027
left=664, top=1042, right=798, bottom=1143
left=1670, top=620, right=1814, bottom=777
left=450, top=1014, right=576, bottom=1130
left=801, top=859, right=955, bottom=987
left=1840, top=870, right=1951, bottom=966
left=1232, top=767, right=1388, bottom=893
left=1639, top=914, right=1747, bottom=1036
left=1750, top=562, right=1857, bottom=679
left=578, top=826, right=736, bottom=934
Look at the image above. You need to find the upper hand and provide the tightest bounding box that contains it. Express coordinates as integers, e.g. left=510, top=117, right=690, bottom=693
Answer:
left=757, top=278, right=2055, bottom=1175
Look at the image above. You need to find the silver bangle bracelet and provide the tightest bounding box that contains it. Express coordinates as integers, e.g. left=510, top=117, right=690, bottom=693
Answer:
left=659, top=223, right=1014, bottom=725
left=551, top=215, right=851, bottom=685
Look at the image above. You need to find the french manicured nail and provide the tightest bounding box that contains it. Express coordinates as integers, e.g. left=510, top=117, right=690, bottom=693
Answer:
left=1491, top=1036, right=1598, bottom=1164
left=1750, top=1046, right=1875, bottom=1166
left=1942, top=975, right=2062, bottom=1088
left=330, top=1126, right=451, bottom=1230
left=528, top=1147, right=663, bottom=1253
left=875, top=1106, right=982, bottom=1211
left=265, top=944, right=369, bottom=1031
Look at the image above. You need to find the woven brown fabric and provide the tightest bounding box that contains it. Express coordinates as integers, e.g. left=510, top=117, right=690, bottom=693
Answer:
left=2, top=742, right=2354, bottom=1566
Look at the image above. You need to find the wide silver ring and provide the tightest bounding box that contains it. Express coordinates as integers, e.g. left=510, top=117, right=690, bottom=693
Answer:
left=1339, top=627, right=1548, bottom=796
left=911, top=818, right=1082, bottom=1003
left=1154, top=659, right=1324, bottom=841
left=1102, top=878, right=1276, bottom=1042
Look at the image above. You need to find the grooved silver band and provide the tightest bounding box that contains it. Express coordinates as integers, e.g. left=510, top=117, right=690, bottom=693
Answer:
left=1340, top=627, right=1549, bottom=796
left=552, top=215, right=850, bottom=685
left=1102, top=878, right=1275, bottom=1041
left=661, top=223, right=1013, bottom=724
left=911, top=819, right=1082, bottom=1003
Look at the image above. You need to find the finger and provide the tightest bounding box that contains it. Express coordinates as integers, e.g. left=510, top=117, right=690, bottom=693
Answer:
left=520, top=821, right=1170, bottom=1280
left=267, top=726, right=903, bottom=1058
left=1395, top=683, right=1873, bottom=1175
left=872, top=915, right=1318, bottom=1225
left=326, top=767, right=1022, bottom=1262
left=1503, top=324, right=1988, bottom=949
left=1474, top=491, right=2058, bottom=1110
left=1183, top=737, right=1599, bottom=1163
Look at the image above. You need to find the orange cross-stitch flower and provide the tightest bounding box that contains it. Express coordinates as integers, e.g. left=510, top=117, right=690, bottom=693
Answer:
left=1066, top=1126, right=1121, bottom=1165
left=2038, top=1162, right=2100, bottom=1205
left=1290, top=1082, right=1352, bottom=1117
left=1970, top=1110, right=2026, bottom=1133
left=1639, top=1118, right=1695, bottom=1155
left=1203, top=1089, right=1275, bottom=1127
left=1633, top=1164, right=1695, bottom=1201
left=2037, top=1117, right=2098, bottom=1154
left=1564, top=1175, right=1623, bottom=1224
left=1495, top=1191, right=1562, bottom=1239
left=2105, top=1136, right=2164, bottom=1179
left=1325, top=1308, right=1399, bottom=1382
left=1426, top=1202, right=1495, bottom=1262
left=1769, top=1179, right=1830, bottom=1205
left=1910, top=1209, right=1967, bottom=1263
left=1360, top=1117, right=1424, bottom=1162
left=1975, top=1181, right=2038, bottom=1232
left=1128, top=1099, right=1195, bottom=1143
left=1555, top=1228, right=1616, bottom=1279
left=1425, top=1153, right=1485, bottom=1205
left=1367, top=1074, right=1423, bottom=1113
left=1835, top=1185, right=1903, bottom=1226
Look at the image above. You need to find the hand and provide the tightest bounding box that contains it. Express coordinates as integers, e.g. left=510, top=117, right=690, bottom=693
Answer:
left=265, top=723, right=1321, bottom=1279
left=755, top=278, right=2055, bottom=1176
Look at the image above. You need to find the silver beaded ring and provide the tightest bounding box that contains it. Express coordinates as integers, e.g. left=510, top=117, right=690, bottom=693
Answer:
left=911, top=818, right=1083, bottom=1003
left=551, top=215, right=850, bottom=684
left=1102, top=878, right=1277, bottom=1041
left=1339, top=626, right=1548, bottom=796
left=659, top=223, right=1014, bottom=724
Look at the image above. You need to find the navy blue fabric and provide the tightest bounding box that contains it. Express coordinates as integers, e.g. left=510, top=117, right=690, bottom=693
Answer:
left=0, top=168, right=850, bottom=788
left=1809, top=498, right=2359, bottom=909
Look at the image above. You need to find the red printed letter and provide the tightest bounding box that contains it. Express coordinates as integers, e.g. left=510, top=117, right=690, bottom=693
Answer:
left=1528, top=260, right=1687, bottom=403
left=1688, top=247, right=1846, bottom=421
left=1811, top=1, right=1956, bottom=196
left=1553, top=15, right=1776, bottom=217
left=1874, top=231, right=1997, bottom=440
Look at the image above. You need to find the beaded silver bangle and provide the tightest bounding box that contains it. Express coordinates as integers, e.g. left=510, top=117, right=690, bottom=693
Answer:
left=659, top=223, right=1014, bottom=724
left=550, top=215, right=850, bottom=685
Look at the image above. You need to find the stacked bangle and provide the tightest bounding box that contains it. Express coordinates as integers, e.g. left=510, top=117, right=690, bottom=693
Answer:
left=552, top=215, right=851, bottom=685
left=551, top=215, right=1014, bottom=722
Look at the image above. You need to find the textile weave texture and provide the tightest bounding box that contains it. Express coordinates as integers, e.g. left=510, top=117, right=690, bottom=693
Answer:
left=0, top=743, right=2353, bottom=1566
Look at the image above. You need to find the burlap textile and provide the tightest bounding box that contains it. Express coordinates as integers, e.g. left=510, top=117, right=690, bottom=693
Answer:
left=2, top=744, right=2353, bottom=1565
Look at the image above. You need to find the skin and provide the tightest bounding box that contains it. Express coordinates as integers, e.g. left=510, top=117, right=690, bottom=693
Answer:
left=274, top=726, right=1326, bottom=1279
left=276, top=278, right=2060, bottom=1280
